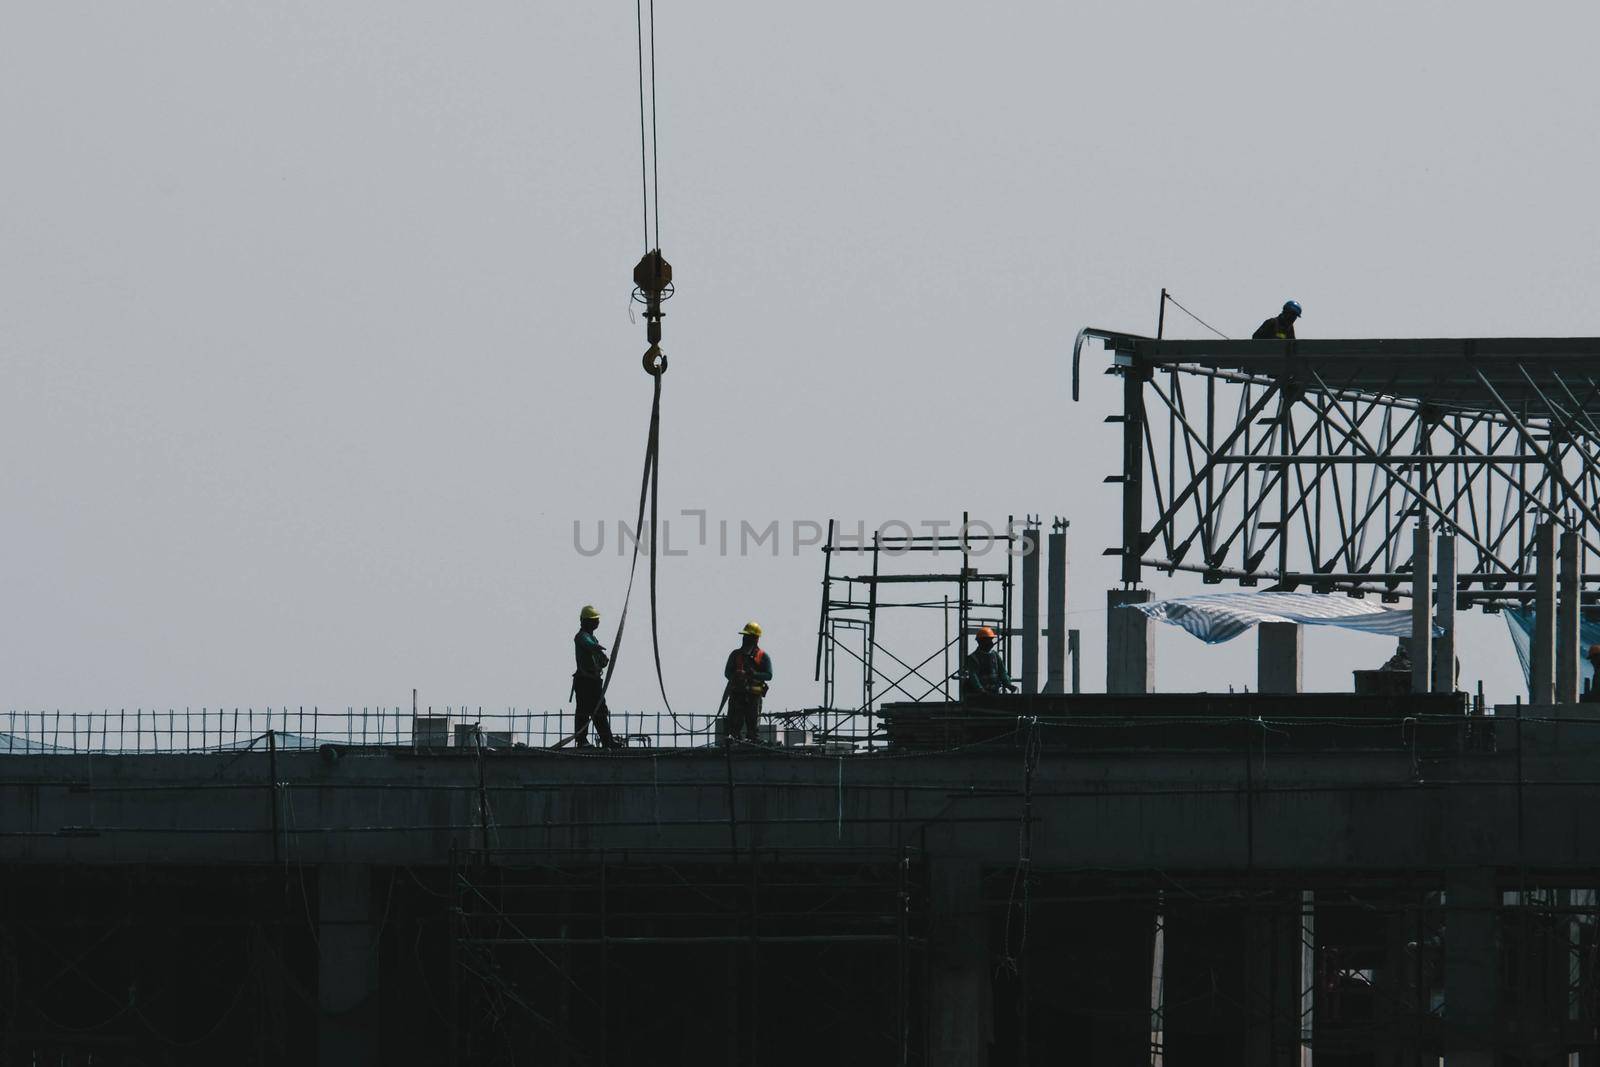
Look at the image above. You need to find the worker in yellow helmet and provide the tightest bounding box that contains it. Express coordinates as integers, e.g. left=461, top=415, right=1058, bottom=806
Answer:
left=962, top=626, right=1015, bottom=696
left=572, top=605, right=619, bottom=749
left=723, top=621, right=773, bottom=743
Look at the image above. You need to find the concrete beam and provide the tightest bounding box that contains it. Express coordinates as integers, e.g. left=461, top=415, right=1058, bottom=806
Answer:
left=1107, top=589, right=1154, bottom=694
left=1257, top=623, right=1302, bottom=694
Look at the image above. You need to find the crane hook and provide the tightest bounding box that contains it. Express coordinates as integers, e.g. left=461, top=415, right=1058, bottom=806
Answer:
left=632, top=249, right=673, bottom=377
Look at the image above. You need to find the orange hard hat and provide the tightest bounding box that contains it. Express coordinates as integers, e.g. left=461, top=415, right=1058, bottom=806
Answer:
left=975, top=626, right=997, bottom=641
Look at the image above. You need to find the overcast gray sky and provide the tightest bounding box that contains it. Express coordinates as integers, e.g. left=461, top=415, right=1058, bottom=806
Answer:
left=4, top=1, right=1593, bottom=719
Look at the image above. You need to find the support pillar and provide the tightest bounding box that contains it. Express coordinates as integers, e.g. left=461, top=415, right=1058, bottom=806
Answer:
left=1533, top=522, right=1557, bottom=705
left=928, top=859, right=991, bottom=1067
left=1434, top=531, right=1458, bottom=693
left=1108, top=589, right=1154, bottom=694
left=1412, top=523, right=1433, bottom=694
left=1021, top=528, right=1040, bottom=696
left=319, top=864, right=379, bottom=1066
left=1443, top=868, right=1498, bottom=1066
left=1045, top=526, right=1067, bottom=694
left=1243, top=893, right=1301, bottom=1066
left=1558, top=527, right=1581, bottom=704
left=1257, top=623, right=1303, bottom=694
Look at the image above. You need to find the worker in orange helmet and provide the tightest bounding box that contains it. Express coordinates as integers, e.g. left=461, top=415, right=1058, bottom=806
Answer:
left=723, top=621, right=774, bottom=743
left=1584, top=644, right=1600, bottom=703
left=962, top=626, right=1016, bottom=696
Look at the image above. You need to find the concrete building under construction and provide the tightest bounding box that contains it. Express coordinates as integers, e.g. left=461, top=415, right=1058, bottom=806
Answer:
left=6, top=332, right=1600, bottom=1065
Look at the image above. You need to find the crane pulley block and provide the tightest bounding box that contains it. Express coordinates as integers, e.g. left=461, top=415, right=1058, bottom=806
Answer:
left=632, top=249, right=673, bottom=376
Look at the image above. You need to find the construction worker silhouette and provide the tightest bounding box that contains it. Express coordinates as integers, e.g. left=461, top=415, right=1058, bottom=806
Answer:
left=724, top=622, right=773, bottom=743
left=572, top=605, right=619, bottom=748
left=1252, top=300, right=1302, bottom=340
left=963, top=626, right=1015, bottom=695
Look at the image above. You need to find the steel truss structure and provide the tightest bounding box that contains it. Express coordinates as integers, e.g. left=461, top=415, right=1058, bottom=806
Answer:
left=1072, top=332, right=1600, bottom=605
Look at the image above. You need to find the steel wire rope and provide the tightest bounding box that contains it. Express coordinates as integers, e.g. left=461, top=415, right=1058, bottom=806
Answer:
left=1163, top=292, right=1233, bottom=340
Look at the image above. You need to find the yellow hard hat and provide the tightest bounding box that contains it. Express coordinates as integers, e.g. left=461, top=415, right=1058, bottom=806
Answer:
left=740, top=621, right=763, bottom=637
left=580, top=604, right=601, bottom=621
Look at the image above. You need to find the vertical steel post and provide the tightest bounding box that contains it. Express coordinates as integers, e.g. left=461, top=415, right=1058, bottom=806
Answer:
left=1004, top=514, right=1016, bottom=679
left=866, top=533, right=880, bottom=733
left=814, top=519, right=834, bottom=683
left=1045, top=525, right=1067, bottom=694
left=958, top=512, right=971, bottom=702
left=267, top=728, right=279, bottom=865
left=1411, top=523, right=1433, bottom=695
left=1533, top=521, right=1557, bottom=704
left=1557, top=526, right=1582, bottom=703
left=1021, top=526, right=1041, bottom=695
left=1434, top=531, right=1458, bottom=694
left=1122, top=366, right=1146, bottom=585
left=1068, top=630, right=1081, bottom=694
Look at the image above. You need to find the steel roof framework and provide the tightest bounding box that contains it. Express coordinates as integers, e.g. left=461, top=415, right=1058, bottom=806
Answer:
left=1073, top=332, right=1600, bottom=605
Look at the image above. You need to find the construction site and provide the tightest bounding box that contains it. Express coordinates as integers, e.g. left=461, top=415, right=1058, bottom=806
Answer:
left=7, top=326, right=1600, bottom=1066
left=8, top=5, right=1600, bottom=1067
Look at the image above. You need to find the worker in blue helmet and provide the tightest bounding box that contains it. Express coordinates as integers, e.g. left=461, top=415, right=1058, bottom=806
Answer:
left=1252, top=300, right=1302, bottom=340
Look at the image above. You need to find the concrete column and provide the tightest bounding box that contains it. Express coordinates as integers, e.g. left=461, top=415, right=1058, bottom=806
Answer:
left=1443, top=868, right=1498, bottom=1066
left=1533, top=522, right=1557, bottom=705
left=1020, top=529, right=1040, bottom=696
left=1298, top=890, right=1315, bottom=1059
left=1045, top=527, right=1067, bottom=694
left=1243, top=893, right=1301, bottom=1066
left=928, top=859, right=991, bottom=1067
left=1412, top=523, right=1433, bottom=694
left=1107, top=589, right=1155, bottom=694
left=1434, top=531, right=1458, bottom=693
left=319, top=864, right=379, bottom=1066
left=1558, top=527, right=1581, bottom=704
left=1257, top=623, right=1303, bottom=694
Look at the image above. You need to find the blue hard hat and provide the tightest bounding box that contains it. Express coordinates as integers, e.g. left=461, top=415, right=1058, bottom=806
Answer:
left=1283, top=300, right=1303, bottom=318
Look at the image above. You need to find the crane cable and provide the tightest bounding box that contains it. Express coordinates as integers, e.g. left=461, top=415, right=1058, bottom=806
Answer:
left=600, top=0, right=710, bottom=735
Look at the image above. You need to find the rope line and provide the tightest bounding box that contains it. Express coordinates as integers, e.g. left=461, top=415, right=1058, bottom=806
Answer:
left=1163, top=292, right=1232, bottom=340
left=648, top=0, right=660, bottom=252
left=634, top=0, right=651, bottom=252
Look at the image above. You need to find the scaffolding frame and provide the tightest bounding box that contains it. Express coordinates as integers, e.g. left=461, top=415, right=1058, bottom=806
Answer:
left=807, top=515, right=1019, bottom=746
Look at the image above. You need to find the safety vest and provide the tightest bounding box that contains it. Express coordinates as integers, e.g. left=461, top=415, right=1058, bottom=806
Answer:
left=731, top=649, right=769, bottom=696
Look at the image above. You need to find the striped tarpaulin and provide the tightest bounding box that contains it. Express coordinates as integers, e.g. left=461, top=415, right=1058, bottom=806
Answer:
left=1125, top=591, right=1429, bottom=645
